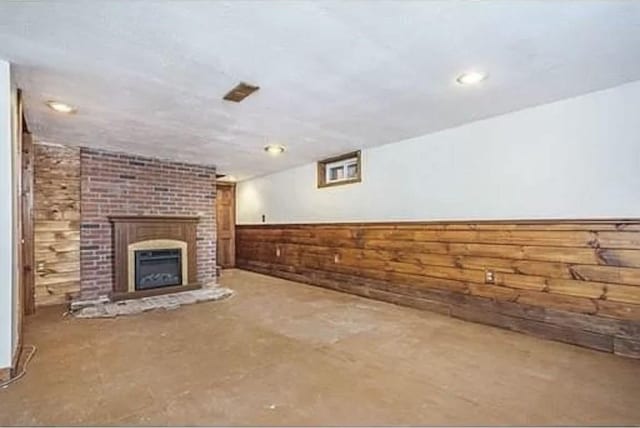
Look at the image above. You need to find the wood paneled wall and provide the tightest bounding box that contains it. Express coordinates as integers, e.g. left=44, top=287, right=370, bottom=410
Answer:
left=34, top=143, right=81, bottom=305
left=237, top=221, right=640, bottom=358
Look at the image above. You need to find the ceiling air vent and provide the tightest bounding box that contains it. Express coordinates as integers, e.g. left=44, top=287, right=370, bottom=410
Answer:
left=223, top=82, right=260, bottom=102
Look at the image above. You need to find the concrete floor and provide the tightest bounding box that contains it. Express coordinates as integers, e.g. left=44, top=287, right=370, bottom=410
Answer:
left=1, top=269, right=640, bottom=426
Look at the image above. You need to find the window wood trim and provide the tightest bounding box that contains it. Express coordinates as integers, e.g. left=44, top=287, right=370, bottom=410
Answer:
left=317, top=150, right=362, bottom=188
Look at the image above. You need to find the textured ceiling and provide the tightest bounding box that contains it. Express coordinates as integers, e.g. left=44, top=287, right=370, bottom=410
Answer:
left=1, top=1, right=639, bottom=179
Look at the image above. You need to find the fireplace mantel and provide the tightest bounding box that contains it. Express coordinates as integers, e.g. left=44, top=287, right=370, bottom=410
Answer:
left=110, top=215, right=200, bottom=300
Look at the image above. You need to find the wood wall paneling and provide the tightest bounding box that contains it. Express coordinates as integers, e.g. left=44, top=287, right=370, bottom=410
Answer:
left=33, top=143, right=81, bottom=306
left=236, top=221, right=640, bottom=358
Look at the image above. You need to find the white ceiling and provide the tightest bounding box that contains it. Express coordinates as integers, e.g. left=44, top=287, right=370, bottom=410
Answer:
left=1, top=1, right=639, bottom=180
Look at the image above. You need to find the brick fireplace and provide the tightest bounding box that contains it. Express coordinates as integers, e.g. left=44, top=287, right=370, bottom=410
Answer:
left=80, top=148, right=217, bottom=299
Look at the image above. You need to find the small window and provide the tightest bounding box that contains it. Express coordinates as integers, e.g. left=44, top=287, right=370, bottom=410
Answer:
left=317, top=151, right=361, bottom=188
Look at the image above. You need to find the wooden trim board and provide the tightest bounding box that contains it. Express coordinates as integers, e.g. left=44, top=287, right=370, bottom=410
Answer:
left=0, top=367, right=10, bottom=383
left=0, top=341, right=22, bottom=383
left=239, top=218, right=640, bottom=228
left=21, top=131, right=35, bottom=315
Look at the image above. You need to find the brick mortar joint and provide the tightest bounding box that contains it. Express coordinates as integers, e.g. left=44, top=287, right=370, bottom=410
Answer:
left=77, top=147, right=217, bottom=298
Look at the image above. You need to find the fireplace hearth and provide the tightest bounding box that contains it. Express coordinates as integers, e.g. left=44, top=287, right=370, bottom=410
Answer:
left=135, top=249, right=183, bottom=290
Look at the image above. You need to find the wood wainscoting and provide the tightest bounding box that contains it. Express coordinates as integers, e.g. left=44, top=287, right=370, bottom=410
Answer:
left=237, top=220, right=640, bottom=358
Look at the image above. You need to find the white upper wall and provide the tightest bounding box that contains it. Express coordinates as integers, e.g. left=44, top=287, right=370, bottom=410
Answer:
left=2, top=2, right=640, bottom=179
left=0, top=59, right=14, bottom=369
left=10, top=65, right=20, bottom=361
left=238, top=80, right=640, bottom=224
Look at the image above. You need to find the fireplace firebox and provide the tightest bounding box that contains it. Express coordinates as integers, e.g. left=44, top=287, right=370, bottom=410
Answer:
left=134, top=249, right=183, bottom=290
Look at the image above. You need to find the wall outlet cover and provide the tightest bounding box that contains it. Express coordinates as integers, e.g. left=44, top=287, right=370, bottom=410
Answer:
left=485, top=269, right=496, bottom=284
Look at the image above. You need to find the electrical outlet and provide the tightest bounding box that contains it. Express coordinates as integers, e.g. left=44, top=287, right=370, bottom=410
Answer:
left=261, top=214, right=266, bottom=223
left=334, top=253, right=340, bottom=263
left=276, top=247, right=281, bottom=257
left=485, top=269, right=496, bottom=284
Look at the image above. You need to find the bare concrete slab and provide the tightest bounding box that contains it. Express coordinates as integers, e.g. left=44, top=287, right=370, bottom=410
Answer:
left=1, top=269, right=639, bottom=426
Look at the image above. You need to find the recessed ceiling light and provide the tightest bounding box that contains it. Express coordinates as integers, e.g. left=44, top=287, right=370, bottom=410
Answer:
left=46, top=100, right=77, bottom=114
left=456, top=71, right=488, bottom=85
left=264, top=144, right=286, bottom=155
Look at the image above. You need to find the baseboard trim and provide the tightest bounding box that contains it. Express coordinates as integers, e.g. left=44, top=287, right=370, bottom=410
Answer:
left=0, top=339, right=24, bottom=383
left=1, top=340, right=24, bottom=382
left=12, top=340, right=22, bottom=374
left=0, top=366, right=11, bottom=382
left=0, top=340, right=22, bottom=382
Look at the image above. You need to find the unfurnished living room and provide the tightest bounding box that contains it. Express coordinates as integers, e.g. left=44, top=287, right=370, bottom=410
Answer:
left=1, top=1, right=640, bottom=426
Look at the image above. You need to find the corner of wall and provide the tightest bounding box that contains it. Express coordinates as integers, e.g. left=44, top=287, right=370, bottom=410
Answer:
left=0, top=59, right=16, bottom=370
